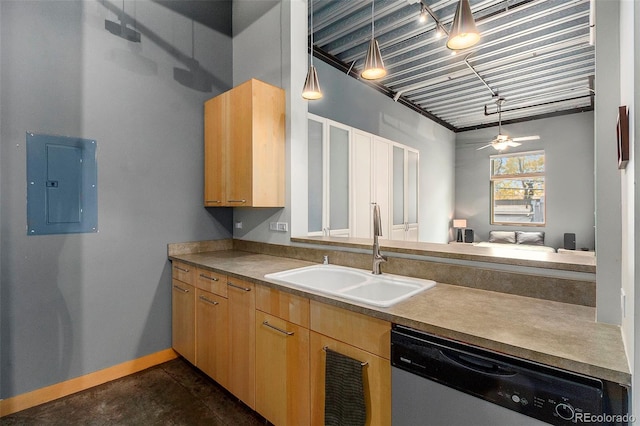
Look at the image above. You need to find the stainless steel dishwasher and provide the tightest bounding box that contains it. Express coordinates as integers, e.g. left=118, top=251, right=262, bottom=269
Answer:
left=391, top=324, right=629, bottom=425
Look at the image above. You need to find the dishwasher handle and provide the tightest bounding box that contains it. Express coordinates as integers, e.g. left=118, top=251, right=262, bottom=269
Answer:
left=439, top=349, right=517, bottom=377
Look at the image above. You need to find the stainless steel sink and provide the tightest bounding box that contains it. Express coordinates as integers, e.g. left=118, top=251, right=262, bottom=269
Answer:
left=264, top=264, right=435, bottom=307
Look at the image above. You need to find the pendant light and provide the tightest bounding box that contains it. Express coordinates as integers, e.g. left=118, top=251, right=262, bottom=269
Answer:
left=361, top=0, right=386, bottom=80
left=302, top=0, right=322, bottom=100
left=446, top=0, right=480, bottom=51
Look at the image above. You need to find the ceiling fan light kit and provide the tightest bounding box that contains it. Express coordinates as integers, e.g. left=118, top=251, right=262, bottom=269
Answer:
left=447, top=0, right=480, bottom=50
left=477, top=97, right=540, bottom=151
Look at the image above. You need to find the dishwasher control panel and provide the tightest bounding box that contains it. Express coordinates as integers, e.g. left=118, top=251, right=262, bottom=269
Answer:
left=392, top=325, right=606, bottom=425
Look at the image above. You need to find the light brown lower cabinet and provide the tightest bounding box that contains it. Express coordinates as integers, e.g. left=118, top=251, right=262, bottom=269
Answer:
left=171, top=263, right=391, bottom=425
left=171, top=279, right=196, bottom=365
left=309, top=301, right=391, bottom=426
left=255, top=310, right=310, bottom=426
left=195, top=288, right=228, bottom=388
left=227, top=278, right=256, bottom=409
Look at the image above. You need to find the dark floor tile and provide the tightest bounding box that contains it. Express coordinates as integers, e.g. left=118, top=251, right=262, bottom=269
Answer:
left=1, top=358, right=266, bottom=426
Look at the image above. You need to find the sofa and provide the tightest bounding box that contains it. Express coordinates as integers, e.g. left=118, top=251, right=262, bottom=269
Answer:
left=472, top=230, right=556, bottom=253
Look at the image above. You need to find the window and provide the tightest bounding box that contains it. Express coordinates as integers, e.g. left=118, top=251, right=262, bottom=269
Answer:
left=490, top=150, right=545, bottom=225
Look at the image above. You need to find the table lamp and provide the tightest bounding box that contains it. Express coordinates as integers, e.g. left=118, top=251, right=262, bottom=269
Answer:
left=453, top=219, right=467, bottom=242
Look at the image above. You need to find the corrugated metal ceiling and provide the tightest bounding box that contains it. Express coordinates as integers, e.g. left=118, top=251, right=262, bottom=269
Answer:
left=309, top=0, right=595, bottom=132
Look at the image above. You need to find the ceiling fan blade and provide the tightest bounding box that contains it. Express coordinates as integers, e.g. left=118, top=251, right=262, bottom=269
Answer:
left=512, top=135, right=540, bottom=142
left=507, top=141, right=522, bottom=147
left=476, top=144, right=493, bottom=150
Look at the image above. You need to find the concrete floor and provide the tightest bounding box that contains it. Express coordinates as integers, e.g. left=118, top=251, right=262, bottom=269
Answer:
left=2, top=358, right=266, bottom=425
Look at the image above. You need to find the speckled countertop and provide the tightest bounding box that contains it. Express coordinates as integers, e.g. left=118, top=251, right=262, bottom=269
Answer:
left=169, top=249, right=629, bottom=386
left=292, top=236, right=596, bottom=273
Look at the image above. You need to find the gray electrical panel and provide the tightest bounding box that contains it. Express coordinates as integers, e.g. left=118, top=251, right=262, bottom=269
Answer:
left=26, top=132, right=97, bottom=235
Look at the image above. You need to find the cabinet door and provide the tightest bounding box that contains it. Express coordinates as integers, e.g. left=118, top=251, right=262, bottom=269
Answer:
left=328, top=123, right=350, bottom=236
left=249, top=79, right=286, bottom=207
left=351, top=130, right=373, bottom=239
left=406, top=149, right=419, bottom=241
left=227, top=277, right=256, bottom=408
left=309, top=332, right=391, bottom=426
left=392, top=145, right=419, bottom=241
left=256, top=311, right=310, bottom=426
left=204, top=92, right=227, bottom=206
left=373, top=137, right=392, bottom=240
left=392, top=145, right=405, bottom=240
left=195, top=289, right=228, bottom=388
left=308, top=117, right=324, bottom=235
left=226, top=80, right=253, bottom=206
left=172, top=279, right=195, bottom=364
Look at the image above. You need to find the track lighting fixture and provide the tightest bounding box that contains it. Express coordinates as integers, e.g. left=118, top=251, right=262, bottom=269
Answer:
left=302, top=0, right=323, bottom=100
left=419, top=4, right=428, bottom=23
left=446, top=0, right=480, bottom=50
left=105, top=0, right=141, bottom=42
left=361, top=0, right=386, bottom=80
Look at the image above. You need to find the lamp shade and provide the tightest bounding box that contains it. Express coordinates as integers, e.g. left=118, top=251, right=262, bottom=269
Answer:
left=446, top=0, right=480, bottom=50
left=453, top=219, right=467, bottom=228
left=302, top=65, right=323, bottom=100
left=361, top=39, right=387, bottom=80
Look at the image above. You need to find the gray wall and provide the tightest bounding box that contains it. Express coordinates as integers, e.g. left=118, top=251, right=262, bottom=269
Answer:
left=309, top=60, right=457, bottom=243
left=0, top=0, right=232, bottom=399
left=230, top=0, right=304, bottom=244
left=455, top=112, right=595, bottom=250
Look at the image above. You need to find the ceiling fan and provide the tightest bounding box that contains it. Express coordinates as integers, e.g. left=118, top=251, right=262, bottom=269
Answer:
left=477, top=97, right=540, bottom=151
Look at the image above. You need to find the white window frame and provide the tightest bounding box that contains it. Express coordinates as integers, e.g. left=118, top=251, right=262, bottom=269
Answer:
left=490, top=150, right=546, bottom=226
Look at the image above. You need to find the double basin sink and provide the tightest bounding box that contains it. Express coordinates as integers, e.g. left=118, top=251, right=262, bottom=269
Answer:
left=264, top=264, right=436, bottom=307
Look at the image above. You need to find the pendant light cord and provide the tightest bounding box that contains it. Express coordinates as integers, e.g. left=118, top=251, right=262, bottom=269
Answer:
left=310, top=0, right=314, bottom=67
left=371, top=0, right=375, bottom=39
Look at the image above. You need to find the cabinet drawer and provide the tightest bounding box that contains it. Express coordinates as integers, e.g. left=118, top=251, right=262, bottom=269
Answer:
left=172, top=261, right=196, bottom=285
left=256, top=285, right=309, bottom=328
left=197, top=268, right=227, bottom=297
left=310, top=301, right=390, bottom=359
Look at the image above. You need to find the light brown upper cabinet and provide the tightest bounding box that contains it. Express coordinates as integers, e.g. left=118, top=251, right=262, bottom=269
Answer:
left=204, top=79, right=285, bottom=207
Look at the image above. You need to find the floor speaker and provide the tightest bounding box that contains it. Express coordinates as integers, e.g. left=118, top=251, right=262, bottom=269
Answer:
left=464, top=229, right=474, bottom=243
left=564, top=233, right=576, bottom=250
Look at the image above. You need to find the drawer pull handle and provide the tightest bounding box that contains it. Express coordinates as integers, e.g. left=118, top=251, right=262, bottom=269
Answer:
left=227, top=199, right=246, bottom=203
left=199, top=295, right=219, bottom=305
left=200, top=274, right=219, bottom=281
left=323, top=346, right=368, bottom=366
left=173, top=284, right=189, bottom=293
left=227, top=282, right=251, bottom=292
left=206, top=200, right=222, bottom=203
left=262, top=321, right=294, bottom=336
left=174, top=266, right=190, bottom=273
